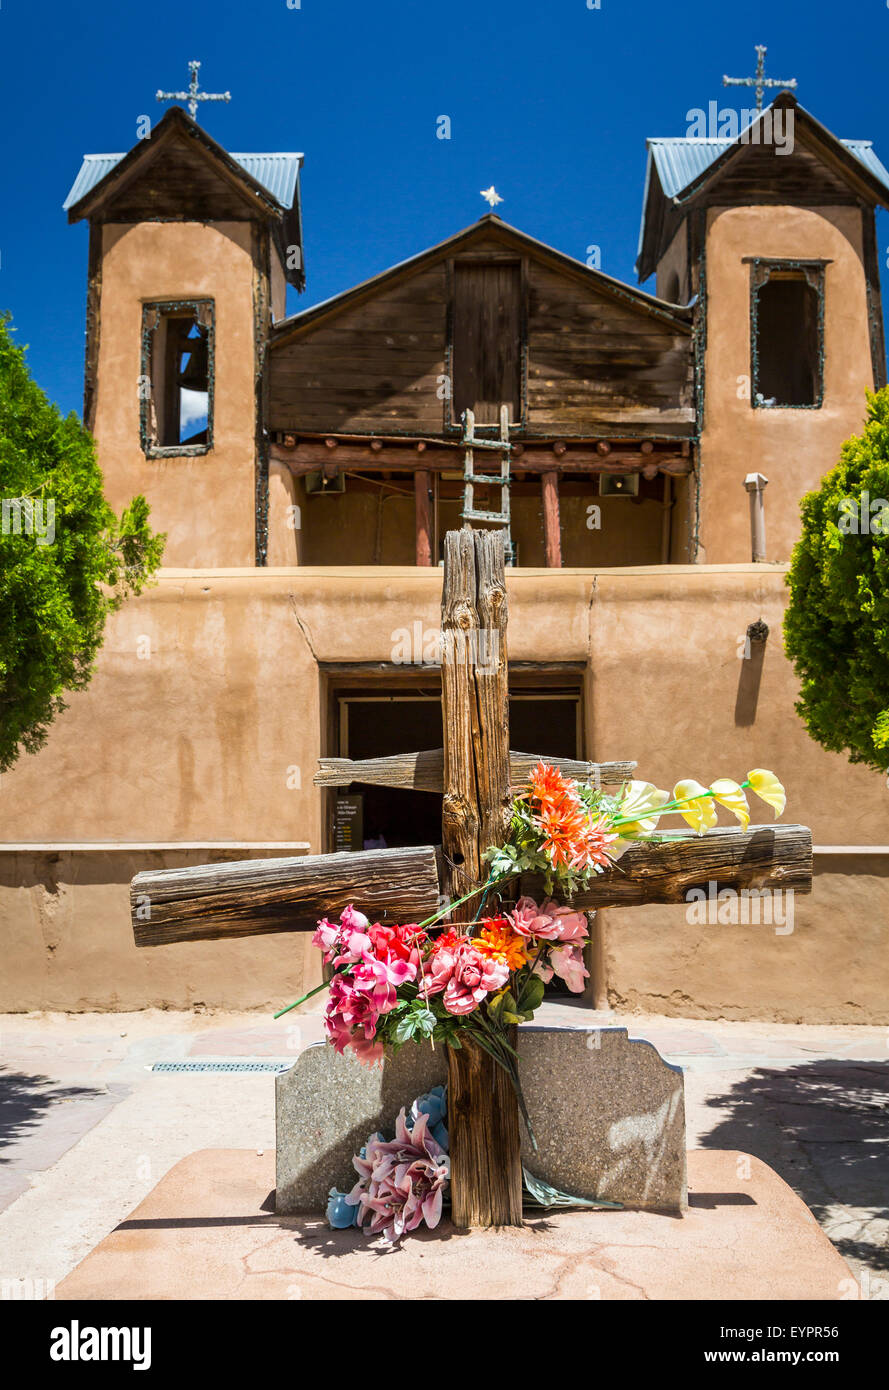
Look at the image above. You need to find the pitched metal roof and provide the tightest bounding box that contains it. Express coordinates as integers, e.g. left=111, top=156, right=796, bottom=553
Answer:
left=63, top=150, right=303, bottom=210
left=647, top=134, right=889, bottom=201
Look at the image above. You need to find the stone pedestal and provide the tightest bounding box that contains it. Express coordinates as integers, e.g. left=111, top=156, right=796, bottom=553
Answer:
left=275, top=1025, right=686, bottom=1214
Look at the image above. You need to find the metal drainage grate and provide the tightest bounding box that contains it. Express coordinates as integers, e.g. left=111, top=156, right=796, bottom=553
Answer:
left=151, top=1061, right=292, bottom=1073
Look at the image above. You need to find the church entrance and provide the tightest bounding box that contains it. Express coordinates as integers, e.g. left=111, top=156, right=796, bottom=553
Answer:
left=323, top=668, right=584, bottom=856
left=323, top=666, right=586, bottom=996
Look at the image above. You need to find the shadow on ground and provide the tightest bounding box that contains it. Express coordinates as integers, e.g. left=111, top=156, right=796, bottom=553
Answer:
left=0, top=1067, right=105, bottom=1160
left=699, top=1060, right=889, bottom=1272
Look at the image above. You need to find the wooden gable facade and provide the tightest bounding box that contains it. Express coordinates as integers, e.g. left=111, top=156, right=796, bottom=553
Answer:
left=269, top=217, right=693, bottom=440
left=267, top=218, right=695, bottom=568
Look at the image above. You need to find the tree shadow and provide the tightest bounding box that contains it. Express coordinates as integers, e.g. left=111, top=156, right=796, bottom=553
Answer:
left=698, top=1059, right=889, bottom=1270
left=0, top=1066, right=105, bottom=1161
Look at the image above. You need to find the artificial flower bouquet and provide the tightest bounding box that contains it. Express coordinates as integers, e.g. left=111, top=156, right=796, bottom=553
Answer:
left=486, top=760, right=788, bottom=895
left=277, top=760, right=787, bottom=1239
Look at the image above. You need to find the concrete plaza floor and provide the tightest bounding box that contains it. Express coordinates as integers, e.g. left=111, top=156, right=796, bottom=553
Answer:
left=0, top=1004, right=886, bottom=1298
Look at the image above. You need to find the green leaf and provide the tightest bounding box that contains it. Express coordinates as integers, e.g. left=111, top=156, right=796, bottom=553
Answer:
left=516, top=975, right=545, bottom=1015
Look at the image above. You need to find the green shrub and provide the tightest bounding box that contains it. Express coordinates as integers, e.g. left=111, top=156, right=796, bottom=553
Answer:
left=784, top=387, right=889, bottom=772
left=0, top=315, right=164, bottom=772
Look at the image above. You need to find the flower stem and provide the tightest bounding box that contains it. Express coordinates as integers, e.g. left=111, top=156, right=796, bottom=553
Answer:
left=417, top=873, right=499, bottom=930
left=273, top=979, right=328, bottom=1019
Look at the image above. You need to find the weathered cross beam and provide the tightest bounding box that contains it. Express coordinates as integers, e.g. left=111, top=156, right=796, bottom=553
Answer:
left=131, top=846, right=440, bottom=946
left=313, top=750, right=637, bottom=792
left=129, top=526, right=813, bottom=1230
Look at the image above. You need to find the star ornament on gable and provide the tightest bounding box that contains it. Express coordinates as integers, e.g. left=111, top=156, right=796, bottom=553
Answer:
left=480, top=186, right=503, bottom=209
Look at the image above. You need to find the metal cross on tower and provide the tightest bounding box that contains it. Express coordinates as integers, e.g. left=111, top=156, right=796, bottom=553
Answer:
left=156, top=60, right=231, bottom=121
left=723, top=44, right=797, bottom=112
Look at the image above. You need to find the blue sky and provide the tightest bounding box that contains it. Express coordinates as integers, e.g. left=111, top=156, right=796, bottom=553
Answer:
left=1, top=0, right=887, bottom=417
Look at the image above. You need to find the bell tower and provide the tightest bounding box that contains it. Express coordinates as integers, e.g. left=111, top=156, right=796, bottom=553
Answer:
left=638, top=90, right=889, bottom=563
left=65, top=103, right=304, bottom=566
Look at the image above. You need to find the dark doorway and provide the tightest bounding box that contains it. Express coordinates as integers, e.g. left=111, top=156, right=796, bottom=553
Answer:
left=341, top=694, right=443, bottom=850
left=328, top=673, right=586, bottom=996
left=329, top=681, right=583, bottom=853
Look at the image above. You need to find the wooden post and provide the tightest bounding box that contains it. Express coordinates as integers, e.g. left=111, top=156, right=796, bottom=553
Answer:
left=440, top=528, right=522, bottom=1228
left=541, top=471, right=562, bottom=568
left=415, top=469, right=432, bottom=566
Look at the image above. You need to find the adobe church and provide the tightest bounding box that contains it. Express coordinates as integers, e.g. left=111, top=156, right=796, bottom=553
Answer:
left=2, top=70, right=888, bottom=1023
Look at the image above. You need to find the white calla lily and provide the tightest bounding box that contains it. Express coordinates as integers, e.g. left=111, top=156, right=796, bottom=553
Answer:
left=746, top=769, right=786, bottom=819
left=709, top=778, right=750, bottom=831
left=671, top=779, right=718, bottom=834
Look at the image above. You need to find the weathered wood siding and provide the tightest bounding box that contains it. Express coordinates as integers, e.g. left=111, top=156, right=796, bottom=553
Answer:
left=269, top=264, right=448, bottom=433
left=702, top=141, right=864, bottom=207
left=99, top=138, right=261, bottom=223
left=525, top=262, right=693, bottom=430
left=268, top=239, right=694, bottom=437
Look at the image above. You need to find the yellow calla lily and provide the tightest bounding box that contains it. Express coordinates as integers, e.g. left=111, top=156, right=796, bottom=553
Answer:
left=672, top=779, right=718, bottom=834
left=746, top=769, right=786, bottom=819
left=616, top=780, right=671, bottom=836
left=709, top=778, right=750, bottom=831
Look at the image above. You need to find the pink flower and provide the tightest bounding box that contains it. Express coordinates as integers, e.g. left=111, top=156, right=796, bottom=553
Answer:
left=506, top=896, right=561, bottom=940
left=548, top=943, right=589, bottom=993
left=312, top=905, right=372, bottom=965
left=348, top=1109, right=449, bottom=1242
left=325, top=974, right=380, bottom=1054
left=506, top=896, right=590, bottom=944
left=423, top=937, right=509, bottom=1015
left=542, top=901, right=590, bottom=944
left=311, top=917, right=341, bottom=959
left=350, top=954, right=416, bottom=1015
left=340, top=905, right=370, bottom=933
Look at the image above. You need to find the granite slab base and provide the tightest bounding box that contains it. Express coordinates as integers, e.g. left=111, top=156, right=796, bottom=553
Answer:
left=275, top=1025, right=686, bottom=1214
left=56, top=1148, right=856, bottom=1301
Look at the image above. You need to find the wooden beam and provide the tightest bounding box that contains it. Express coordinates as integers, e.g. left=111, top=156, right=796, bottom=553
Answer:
left=415, top=468, right=432, bottom=566
left=541, top=471, right=562, bottom=568
left=270, top=442, right=692, bottom=478
left=522, top=824, right=813, bottom=908
left=313, top=749, right=637, bottom=791
left=130, top=845, right=440, bottom=946
left=440, top=528, right=522, bottom=1229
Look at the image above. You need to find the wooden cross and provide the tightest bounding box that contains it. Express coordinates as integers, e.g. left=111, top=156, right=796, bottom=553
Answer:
left=156, top=60, right=231, bottom=122
left=723, top=44, right=797, bottom=113
left=130, top=528, right=813, bottom=1228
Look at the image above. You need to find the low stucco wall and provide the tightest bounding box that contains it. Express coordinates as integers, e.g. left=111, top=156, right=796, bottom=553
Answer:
left=1, top=564, right=887, bottom=1020
left=0, top=849, right=321, bottom=1013
left=598, top=856, right=889, bottom=1023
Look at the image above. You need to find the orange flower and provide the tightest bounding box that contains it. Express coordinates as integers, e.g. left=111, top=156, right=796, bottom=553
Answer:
left=535, top=799, right=591, bottom=869
left=476, top=918, right=529, bottom=970
left=525, top=761, right=577, bottom=815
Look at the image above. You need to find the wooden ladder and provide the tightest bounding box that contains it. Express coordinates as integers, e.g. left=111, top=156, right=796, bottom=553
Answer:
left=460, top=405, right=514, bottom=563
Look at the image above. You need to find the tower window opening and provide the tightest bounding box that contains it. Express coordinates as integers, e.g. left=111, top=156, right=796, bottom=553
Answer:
left=751, top=264, right=824, bottom=409
left=141, top=300, right=215, bottom=456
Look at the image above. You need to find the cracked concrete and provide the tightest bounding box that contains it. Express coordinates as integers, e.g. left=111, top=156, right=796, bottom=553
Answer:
left=0, top=1005, right=886, bottom=1297
left=53, top=1149, right=852, bottom=1301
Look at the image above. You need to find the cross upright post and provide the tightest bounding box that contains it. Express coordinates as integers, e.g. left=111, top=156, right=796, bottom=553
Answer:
left=440, top=526, right=523, bottom=1227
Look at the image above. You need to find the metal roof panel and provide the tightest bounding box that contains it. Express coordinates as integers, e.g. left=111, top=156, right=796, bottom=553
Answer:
left=63, top=150, right=303, bottom=210
left=646, top=134, right=889, bottom=201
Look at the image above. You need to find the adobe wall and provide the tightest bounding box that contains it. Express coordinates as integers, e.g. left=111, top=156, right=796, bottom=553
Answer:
left=94, top=221, right=259, bottom=567
left=1, top=566, right=887, bottom=1018
left=699, top=205, right=875, bottom=564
